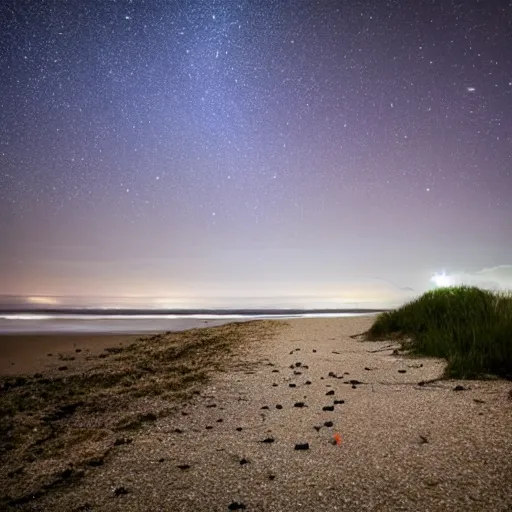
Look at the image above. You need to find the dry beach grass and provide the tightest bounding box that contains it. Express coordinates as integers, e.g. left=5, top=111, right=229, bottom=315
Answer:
left=1, top=316, right=511, bottom=511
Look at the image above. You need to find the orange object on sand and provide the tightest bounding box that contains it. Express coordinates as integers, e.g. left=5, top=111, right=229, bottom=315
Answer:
left=333, top=432, right=342, bottom=445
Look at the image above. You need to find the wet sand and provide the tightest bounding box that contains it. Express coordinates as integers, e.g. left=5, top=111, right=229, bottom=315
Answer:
left=0, top=334, right=141, bottom=376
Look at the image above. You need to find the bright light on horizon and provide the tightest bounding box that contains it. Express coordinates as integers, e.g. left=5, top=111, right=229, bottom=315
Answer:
left=431, top=272, right=454, bottom=288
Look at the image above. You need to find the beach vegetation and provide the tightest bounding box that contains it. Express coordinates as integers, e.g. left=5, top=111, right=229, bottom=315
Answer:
left=366, top=286, right=512, bottom=379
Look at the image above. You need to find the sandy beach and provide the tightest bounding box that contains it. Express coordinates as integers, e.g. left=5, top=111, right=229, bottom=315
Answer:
left=1, top=317, right=511, bottom=511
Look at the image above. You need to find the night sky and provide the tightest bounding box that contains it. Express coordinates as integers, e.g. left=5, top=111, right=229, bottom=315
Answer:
left=1, top=0, right=511, bottom=307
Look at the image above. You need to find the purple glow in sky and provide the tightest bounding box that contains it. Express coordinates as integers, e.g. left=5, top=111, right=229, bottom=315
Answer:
left=1, top=0, right=511, bottom=307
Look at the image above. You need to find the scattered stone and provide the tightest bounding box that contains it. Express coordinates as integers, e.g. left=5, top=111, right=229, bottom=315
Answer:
left=473, top=398, right=485, bottom=404
left=173, top=428, right=184, bottom=433
left=47, top=353, right=53, bottom=356
left=294, top=402, right=306, bottom=408
left=289, top=364, right=295, bottom=369
left=261, top=406, right=269, bottom=410
left=289, top=350, right=294, bottom=355
left=206, top=403, right=217, bottom=408
left=364, top=367, right=371, bottom=371
left=303, top=365, right=309, bottom=369
left=312, top=349, right=317, bottom=353
left=289, top=383, right=296, bottom=388
left=276, top=404, right=283, bottom=410
left=295, top=348, right=300, bottom=351
left=181, top=411, right=189, bottom=416
left=217, top=418, right=223, bottom=423
left=295, top=362, right=302, bottom=367
left=398, top=369, right=407, bottom=374
left=272, top=383, right=278, bottom=387
left=87, top=456, right=105, bottom=467
left=419, top=435, right=429, bottom=444
left=334, top=400, right=345, bottom=405
left=324, top=421, right=333, bottom=427
left=75, top=348, right=82, bottom=353
left=332, top=351, right=340, bottom=355
left=261, top=437, right=275, bottom=443
left=352, top=385, right=357, bottom=389
left=322, top=405, right=334, bottom=411
left=313, top=425, right=321, bottom=431
left=328, top=372, right=337, bottom=378
left=177, top=464, right=190, bottom=470
left=114, top=486, right=129, bottom=496
left=349, top=380, right=363, bottom=385
left=269, top=474, right=276, bottom=480
left=228, top=502, right=247, bottom=510
left=453, top=385, right=466, bottom=391
left=326, top=390, right=335, bottom=396
left=294, top=443, right=309, bottom=450
left=305, top=380, right=312, bottom=385
left=239, top=458, right=249, bottom=465
left=418, top=381, right=426, bottom=386
left=236, top=427, right=243, bottom=431
left=294, top=371, right=302, bottom=376
left=206, top=426, right=213, bottom=430
left=272, top=369, right=279, bottom=373
left=58, top=366, right=68, bottom=371
left=158, top=458, right=165, bottom=463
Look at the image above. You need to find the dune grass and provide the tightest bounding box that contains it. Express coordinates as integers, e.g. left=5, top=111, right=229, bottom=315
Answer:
left=366, top=286, right=512, bottom=380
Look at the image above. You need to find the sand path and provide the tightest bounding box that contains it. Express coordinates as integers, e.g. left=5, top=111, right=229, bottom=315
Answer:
left=30, top=317, right=512, bottom=511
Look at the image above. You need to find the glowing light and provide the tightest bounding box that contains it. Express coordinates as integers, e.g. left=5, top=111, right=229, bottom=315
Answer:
left=431, top=272, right=453, bottom=288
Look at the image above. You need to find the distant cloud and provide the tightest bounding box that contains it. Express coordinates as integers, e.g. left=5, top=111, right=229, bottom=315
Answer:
left=450, top=265, right=512, bottom=291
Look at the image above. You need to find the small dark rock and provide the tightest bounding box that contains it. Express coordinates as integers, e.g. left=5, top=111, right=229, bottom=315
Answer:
left=206, top=403, right=217, bottom=408
left=352, top=385, right=357, bottom=389
left=114, top=486, right=129, bottom=496
left=272, top=369, right=279, bottom=373
left=294, top=371, right=302, bottom=375
left=398, top=370, right=407, bottom=374
left=87, top=457, right=104, bottom=467
left=289, top=364, right=295, bottom=369
left=217, top=418, right=223, bottom=423
left=322, top=405, right=334, bottom=411
left=228, top=502, right=247, bottom=511
left=326, top=390, right=335, bottom=396
left=418, top=381, right=426, bottom=386
left=294, top=402, right=306, bottom=408
left=334, top=400, right=345, bottom=405
left=261, top=437, right=275, bottom=443
left=272, top=383, right=278, bottom=387
left=324, top=421, right=333, bottom=427
left=236, top=427, right=243, bottom=431
left=295, top=362, right=302, bottom=367
left=58, top=366, right=68, bottom=371
left=294, top=443, right=309, bottom=450
left=174, top=428, right=184, bottom=433
left=177, top=464, right=190, bottom=470
left=276, top=404, right=283, bottom=410
left=364, top=367, right=371, bottom=371
left=332, top=351, right=340, bottom=355
left=305, top=380, right=312, bottom=385
left=261, top=406, right=269, bottom=410
left=302, top=365, right=309, bottom=369
left=206, top=426, right=213, bottom=430
left=289, top=383, right=296, bottom=388
left=75, top=349, right=82, bottom=353
left=453, top=385, right=466, bottom=391
left=239, top=458, right=249, bottom=465
left=313, top=425, right=321, bottom=431
left=312, top=349, right=317, bottom=353
left=349, top=379, right=363, bottom=385
left=328, top=372, right=337, bottom=378
left=47, top=353, right=53, bottom=356
left=269, top=474, right=276, bottom=480
left=473, top=398, right=485, bottom=404
left=419, top=435, right=429, bottom=444
left=114, top=438, right=132, bottom=446
left=158, top=458, right=165, bottom=462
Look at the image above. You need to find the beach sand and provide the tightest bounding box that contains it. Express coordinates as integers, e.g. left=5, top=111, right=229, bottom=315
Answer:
left=2, top=317, right=511, bottom=511
left=0, top=334, right=142, bottom=376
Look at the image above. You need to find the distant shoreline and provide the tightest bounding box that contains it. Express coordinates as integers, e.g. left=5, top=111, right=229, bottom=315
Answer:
left=0, top=307, right=388, bottom=316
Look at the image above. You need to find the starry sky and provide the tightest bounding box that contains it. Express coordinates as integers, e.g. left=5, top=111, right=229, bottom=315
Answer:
left=1, top=0, right=511, bottom=308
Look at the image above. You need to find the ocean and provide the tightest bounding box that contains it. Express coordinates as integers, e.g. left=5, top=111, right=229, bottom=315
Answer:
left=0, top=310, right=380, bottom=334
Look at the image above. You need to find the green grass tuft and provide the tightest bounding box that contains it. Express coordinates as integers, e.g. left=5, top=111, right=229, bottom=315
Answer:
left=366, top=286, right=512, bottom=379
